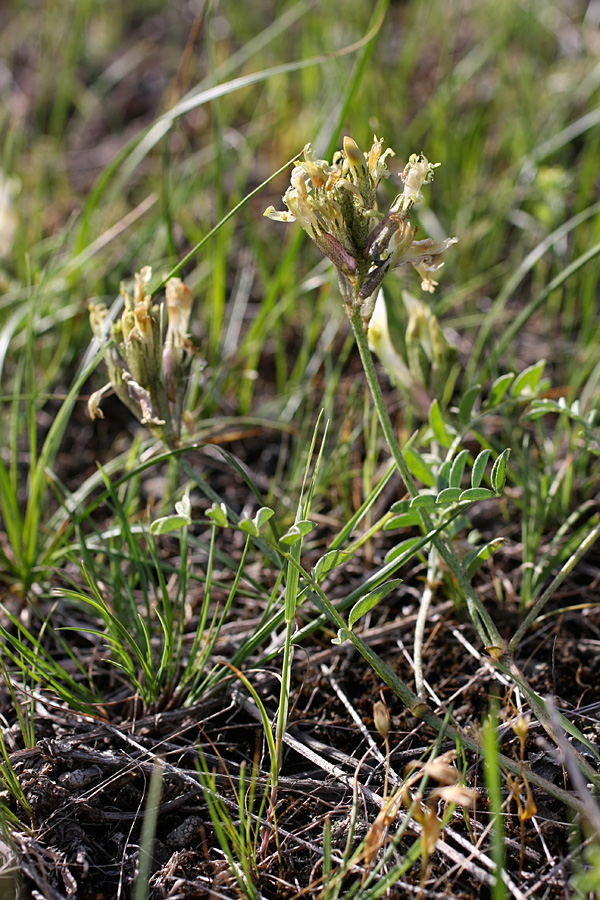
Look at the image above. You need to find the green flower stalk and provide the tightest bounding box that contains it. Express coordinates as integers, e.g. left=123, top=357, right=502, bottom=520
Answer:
left=264, top=136, right=457, bottom=329
left=266, top=137, right=504, bottom=653
left=88, top=266, right=196, bottom=446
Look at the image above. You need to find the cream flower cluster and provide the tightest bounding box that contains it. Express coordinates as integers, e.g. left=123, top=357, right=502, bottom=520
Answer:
left=88, top=267, right=195, bottom=446
left=265, top=137, right=457, bottom=327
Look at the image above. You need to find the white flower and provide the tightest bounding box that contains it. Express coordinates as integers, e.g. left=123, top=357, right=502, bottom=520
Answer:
left=165, top=278, right=194, bottom=347
left=399, top=153, right=440, bottom=211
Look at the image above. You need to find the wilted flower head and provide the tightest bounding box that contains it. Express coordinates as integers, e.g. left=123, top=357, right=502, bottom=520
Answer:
left=88, top=267, right=197, bottom=446
left=265, top=137, right=457, bottom=328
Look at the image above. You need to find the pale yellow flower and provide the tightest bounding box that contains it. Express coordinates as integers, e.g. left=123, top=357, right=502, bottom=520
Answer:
left=265, top=137, right=456, bottom=326
left=88, top=266, right=196, bottom=445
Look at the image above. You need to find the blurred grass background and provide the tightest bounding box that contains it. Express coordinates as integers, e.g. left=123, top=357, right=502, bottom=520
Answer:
left=3, top=0, right=599, bottom=382
left=1, top=0, right=600, bottom=527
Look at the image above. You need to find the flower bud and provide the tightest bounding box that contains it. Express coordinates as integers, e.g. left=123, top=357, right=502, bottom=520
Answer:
left=134, top=266, right=152, bottom=303
left=343, top=136, right=368, bottom=178
left=511, top=712, right=530, bottom=759
left=373, top=699, right=390, bottom=740
left=120, top=306, right=136, bottom=343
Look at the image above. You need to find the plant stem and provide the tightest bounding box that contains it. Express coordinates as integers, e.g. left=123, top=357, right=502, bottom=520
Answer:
left=297, top=561, right=586, bottom=811
left=347, top=302, right=600, bottom=791
left=414, top=544, right=439, bottom=699
left=348, top=304, right=503, bottom=650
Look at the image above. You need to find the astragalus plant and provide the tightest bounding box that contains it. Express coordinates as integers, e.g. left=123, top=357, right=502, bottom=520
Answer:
left=264, top=137, right=505, bottom=655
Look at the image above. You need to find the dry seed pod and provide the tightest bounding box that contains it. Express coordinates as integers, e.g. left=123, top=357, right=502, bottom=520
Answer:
left=373, top=699, right=390, bottom=740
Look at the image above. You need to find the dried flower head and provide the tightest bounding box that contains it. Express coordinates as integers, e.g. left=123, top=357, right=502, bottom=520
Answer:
left=88, top=267, right=197, bottom=446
